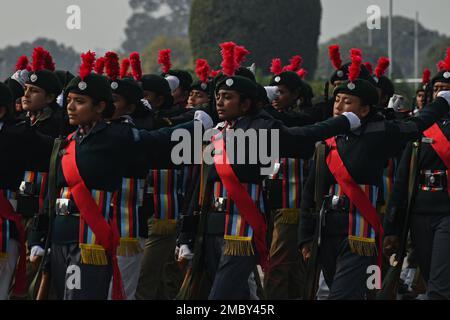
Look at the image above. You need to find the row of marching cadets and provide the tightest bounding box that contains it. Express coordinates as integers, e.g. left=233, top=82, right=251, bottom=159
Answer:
left=0, top=41, right=449, bottom=300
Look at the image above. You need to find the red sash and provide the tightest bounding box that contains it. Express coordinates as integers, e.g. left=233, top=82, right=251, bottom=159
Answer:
left=211, top=130, right=268, bottom=270
left=423, top=123, right=450, bottom=195
left=0, top=192, right=26, bottom=295
left=325, top=137, right=384, bottom=269
left=61, top=134, right=125, bottom=300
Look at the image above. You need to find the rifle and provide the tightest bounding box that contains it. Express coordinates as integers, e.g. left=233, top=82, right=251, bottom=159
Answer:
left=303, top=142, right=326, bottom=300
left=28, top=138, right=62, bottom=299
left=377, top=141, right=421, bottom=300
left=177, top=162, right=213, bottom=300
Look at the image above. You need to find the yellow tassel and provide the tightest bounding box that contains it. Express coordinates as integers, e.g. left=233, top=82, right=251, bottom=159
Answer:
left=348, top=236, right=377, bottom=257
left=277, top=208, right=300, bottom=225
left=117, top=237, right=143, bottom=257
left=150, top=218, right=177, bottom=235
left=0, top=252, right=8, bottom=261
left=79, top=243, right=108, bottom=265
left=223, top=237, right=254, bottom=256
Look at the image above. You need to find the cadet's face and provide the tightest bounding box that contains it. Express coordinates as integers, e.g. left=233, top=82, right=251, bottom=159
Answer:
left=333, top=93, right=370, bottom=119
left=22, top=84, right=53, bottom=112
left=215, top=89, right=250, bottom=121
left=66, top=92, right=105, bottom=126
left=143, top=90, right=164, bottom=109
left=15, top=98, right=23, bottom=113
left=172, top=86, right=188, bottom=106
left=112, top=93, right=135, bottom=119
left=187, top=90, right=209, bottom=108
left=416, top=91, right=425, bottom=109
left=272, top=85, right=298, bottom=111
left=433, top=82, right=450, bottom=99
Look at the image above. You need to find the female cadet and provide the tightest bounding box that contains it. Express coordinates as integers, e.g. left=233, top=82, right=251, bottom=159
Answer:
left=182, top=42, right=363, bottom=300
left=28, top=51, right=212, bottom=300
left=384, top=50, right=450, bottom=299
left=298, top=50, right=450, bottom=300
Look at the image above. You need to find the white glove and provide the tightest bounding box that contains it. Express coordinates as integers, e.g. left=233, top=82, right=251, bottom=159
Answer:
left=10, top=69, right=29, bottom=87
left=342, top=111, right=361, bottom=131
left=56, top=92, right=64, bottom=107
left=141, top=98, right=152, bottom=110
left=194, top=110, right=213, bottom=130
left=30, top=245, right=45, bottom=258
left=177, top=244, right=194, bottom=261
left=165, top=75, right=180, bottom=93
left=264, top=86, right=280, bottom=103
left=437, top=90, right=450, bottom=106
left=388, top=94, right=406, bottom=111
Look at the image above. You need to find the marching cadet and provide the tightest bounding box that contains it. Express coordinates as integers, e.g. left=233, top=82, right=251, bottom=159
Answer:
left=180, top=42, right=363, bottom=300
left=263, top=63, right=315, bottom=299
left=187, top=59, right=211, bottom=109
left=22, top=47, right=70, bottom=138
left=298, top=49, right=450, bottom=300
left=384, top=49, right=450, bottom=299
left=309, top=45, right=376, bottom=123
left=6, top=55, right=30, bottom=120
left=0, top=82, right=27, bottom=299
left=159, top=49, right=192, bottom=113
left=414, top=69, right=431, bottom=113
left=164, top=59, right=214, bottom=126
left=100, top=52, right=150, bottom=299
left=28, top=51, right=213, bottom=300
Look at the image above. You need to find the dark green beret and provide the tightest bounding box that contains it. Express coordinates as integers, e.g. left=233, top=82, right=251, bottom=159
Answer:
left=431, top=70, right=450, bottom=85
left=65, top=73, right=115, bottom=118
left=215, top=75, right=258, bottom=100
left=141, top=74, right=174, bottom=107
left=165, top=69, right=193, bottom=91
left=111, top=77, right=144, bottom=106
left=330, top=63, right=376, bottom=87
left=54, top=70, right=75, bottom=89
left=375, top=75, right=395, bottom=97
left=334, top=79, right=379, bottom=106
left=26, top=70, right=62, bottom=96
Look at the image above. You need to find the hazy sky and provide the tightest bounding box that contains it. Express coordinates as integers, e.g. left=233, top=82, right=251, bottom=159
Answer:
left=0, top=0, right=449, bottom=52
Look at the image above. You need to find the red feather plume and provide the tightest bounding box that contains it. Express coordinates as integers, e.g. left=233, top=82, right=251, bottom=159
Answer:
left=104, top=51, right=120, bottom=81
left=120, top=58, right=131, bottom=79
left=438, top=60, right=446, bottom=71
left=158, top=49, right=172, bottom=74
left=283, top=55, right=303, bottom=72
left=234, top=45, right=250, bottom=66
left=444, top=47, right=450, bottom=71
left=350, top=48, right=362, bottom=58
left=422, top=68, right=431, bottom=85
left=328, top=44, right=342, bottom=70
left=270, top=58, right=283, bottom=76
left=43, top=50, right=56, bottom=71
left=220, top=42, right=238, bottom=77
left=15, top=55, right=30, bottom=71
left=375, top=57, right=390, bottom=78
left=364, top=62, right=373, bottom=75
left=297, top=68, right=307, bottom=79
left=348, top=53, right=362, bottom=82
left=31, top=47, right=46, bottom=72
left=94, top=57, right=105, bottom=75
left=129, top=52, right=142, bottom=81
left=210, top=70, right=220, bottom=78
left=195, top=59, right=211, bottom=84
left=79, top=51, right=96, bottom=81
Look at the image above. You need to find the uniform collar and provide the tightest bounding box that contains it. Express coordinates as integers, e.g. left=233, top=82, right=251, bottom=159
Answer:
left=27, top=106, right=53, bottom=126
left=73, top=120, right=108, bottom=143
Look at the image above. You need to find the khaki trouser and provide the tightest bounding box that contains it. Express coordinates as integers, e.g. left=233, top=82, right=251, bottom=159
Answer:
left=135, top=218, right=177, bottom=300
left=264, top=209, right=306, bottom=299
